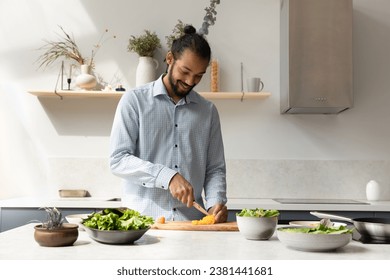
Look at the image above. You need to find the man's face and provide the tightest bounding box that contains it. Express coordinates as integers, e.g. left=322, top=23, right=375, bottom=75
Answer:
left=165, top=49, right=209, bottom=101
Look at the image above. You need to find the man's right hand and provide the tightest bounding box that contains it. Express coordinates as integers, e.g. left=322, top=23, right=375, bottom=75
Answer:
left=169, top=173, right=194, bottom=207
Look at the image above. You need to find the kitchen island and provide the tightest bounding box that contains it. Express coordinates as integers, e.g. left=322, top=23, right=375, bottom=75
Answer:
left=0, top=223, right=388, bottom=260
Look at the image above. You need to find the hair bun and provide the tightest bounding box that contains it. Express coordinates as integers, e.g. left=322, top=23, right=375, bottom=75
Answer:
left=183, top=25, right=196, bottom=35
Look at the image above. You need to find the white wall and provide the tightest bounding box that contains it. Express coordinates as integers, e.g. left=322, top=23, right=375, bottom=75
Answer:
left=1, top=0, right=390, bottom=199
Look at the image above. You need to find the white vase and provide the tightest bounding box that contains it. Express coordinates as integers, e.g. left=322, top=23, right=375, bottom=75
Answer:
left=135, top=56, right=159, bottom=86
left=75, top=64, right=97, bottom=90
left=366, top=180, right=382, bottom=201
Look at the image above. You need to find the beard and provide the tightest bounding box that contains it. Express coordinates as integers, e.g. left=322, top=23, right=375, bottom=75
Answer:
left=167, top=63, right=196, bottom=99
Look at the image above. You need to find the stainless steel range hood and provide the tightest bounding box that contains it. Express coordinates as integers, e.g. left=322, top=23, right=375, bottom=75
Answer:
left=280, top=0, right=353, bottom=114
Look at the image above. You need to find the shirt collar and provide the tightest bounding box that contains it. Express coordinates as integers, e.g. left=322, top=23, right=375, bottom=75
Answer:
left=153, top=75, right=200, bottom=104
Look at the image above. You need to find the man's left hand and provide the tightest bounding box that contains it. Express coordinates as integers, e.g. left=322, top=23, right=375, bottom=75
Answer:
left=208, top=203, right=228, bottom=223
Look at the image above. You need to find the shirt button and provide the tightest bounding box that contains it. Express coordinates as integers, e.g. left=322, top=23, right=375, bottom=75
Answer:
left=175, top=124, right=178, bottom=127
left=173, top=208, right=177, bottom=211
left=161, top=186, right=165, bottom=189
left=174, top=144, right=178, bottom=148
left=175, top=165, right=178, bottom=168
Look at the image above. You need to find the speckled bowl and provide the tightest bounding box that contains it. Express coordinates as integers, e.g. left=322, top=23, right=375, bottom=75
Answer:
left=277, top=226, right=352, bottom=252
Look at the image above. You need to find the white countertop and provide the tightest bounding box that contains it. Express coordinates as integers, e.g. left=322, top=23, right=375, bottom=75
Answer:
left=0, top=223, right=388, bottom=260
left=1, top=197, right=390, bottom=212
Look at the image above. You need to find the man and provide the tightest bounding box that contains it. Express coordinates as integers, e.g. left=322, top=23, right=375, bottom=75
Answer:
left=109, top=25, right=227, bottom=223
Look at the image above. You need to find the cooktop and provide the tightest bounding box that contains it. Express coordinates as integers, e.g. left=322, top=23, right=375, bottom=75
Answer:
left=273, top=198, right=369, bottom=205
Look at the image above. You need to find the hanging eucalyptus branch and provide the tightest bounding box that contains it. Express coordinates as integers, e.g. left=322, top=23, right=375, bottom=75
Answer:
left=166, top=0, right=221, bottom=49
left=198, top=0, right=221, bottom=35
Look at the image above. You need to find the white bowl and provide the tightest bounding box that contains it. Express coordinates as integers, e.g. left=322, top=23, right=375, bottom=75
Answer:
left=65, top=214, right=90, bottom=230
left=277, top=227, right=352, bottom=252
left=236, top=216, right=278, bottom=240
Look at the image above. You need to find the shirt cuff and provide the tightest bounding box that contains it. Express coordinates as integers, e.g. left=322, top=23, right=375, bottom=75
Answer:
left=205, top=197, right=227, bottom=210
left=155, top=167, right=177, bottom=190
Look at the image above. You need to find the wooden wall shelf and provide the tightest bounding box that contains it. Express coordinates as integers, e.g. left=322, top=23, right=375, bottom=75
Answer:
left=28, top=90, right=271, bottom=100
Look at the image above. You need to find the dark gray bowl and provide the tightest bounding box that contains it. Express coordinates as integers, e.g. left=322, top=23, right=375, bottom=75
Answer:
left=84, top=226, right=150, bottom=244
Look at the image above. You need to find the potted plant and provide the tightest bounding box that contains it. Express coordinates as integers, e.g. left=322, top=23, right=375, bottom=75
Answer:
left=34, top=207, right=79, bottom=247
left=165, top=20, right=187, bottom=50
left=36, top=26, right=115, bottom=90
left=127, top=30, right=161, bottom=57
left=127, top=30, right=161, bottom=86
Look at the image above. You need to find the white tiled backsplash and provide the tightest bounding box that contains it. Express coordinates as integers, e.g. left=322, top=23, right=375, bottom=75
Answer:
left=47, top=158, right=390, bottom=200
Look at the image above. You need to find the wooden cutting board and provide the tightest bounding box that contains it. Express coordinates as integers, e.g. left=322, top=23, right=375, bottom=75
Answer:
left=151, top=221, right=238, bottom=231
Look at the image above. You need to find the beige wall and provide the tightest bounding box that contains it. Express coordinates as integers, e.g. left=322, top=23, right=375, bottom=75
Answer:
left=1, top=0, right=390, bottom=199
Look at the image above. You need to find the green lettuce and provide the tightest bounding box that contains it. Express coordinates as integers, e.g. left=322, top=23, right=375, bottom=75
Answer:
left=82, top=208, right=154, bottom=231
left=236, top=208, right=280, bottom=217
left=279, top=224, right=353, bottom=234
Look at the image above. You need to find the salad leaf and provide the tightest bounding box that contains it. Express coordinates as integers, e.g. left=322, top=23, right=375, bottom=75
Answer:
left=82, top=208, right=154, bottom=231
left=279, top=224, right=353, bottom=234
left=236, top=208, right=280, bottom=217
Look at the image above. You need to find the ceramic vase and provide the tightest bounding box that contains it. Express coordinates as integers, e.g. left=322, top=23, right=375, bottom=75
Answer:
left=366, top=180, right=382, bottom=201
left=136, top=56, right=159, bottom=86
left=75, top=64, right=97, bottom=90
left=366, top=180, right=390, bottom=201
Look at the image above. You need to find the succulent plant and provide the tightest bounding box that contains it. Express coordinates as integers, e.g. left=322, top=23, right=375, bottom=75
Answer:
left=40, top=207, right=64, bottom=230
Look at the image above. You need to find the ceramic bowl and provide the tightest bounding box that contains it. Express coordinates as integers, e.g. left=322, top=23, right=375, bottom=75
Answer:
left=289, top=221, right=347, bottom=228
left=277, top=226, right=352, bottom=252
left=83, top=226, right=150, bottom=244
left=34, top=224, right=79, bottom=247
left=236, top=216, right=278, bottom=240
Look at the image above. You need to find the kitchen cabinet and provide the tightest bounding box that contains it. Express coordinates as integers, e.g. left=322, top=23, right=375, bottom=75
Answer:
left=28, top=90, right=271, bottom=100
left=229, top=210, right=379, bottom=224
left=0, top=207, right=100, bottom=232
left=276, top=210, right=375, bottom=223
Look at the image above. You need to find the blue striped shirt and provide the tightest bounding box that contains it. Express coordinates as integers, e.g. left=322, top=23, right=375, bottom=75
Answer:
left=109, top=76, right=227, bottom=221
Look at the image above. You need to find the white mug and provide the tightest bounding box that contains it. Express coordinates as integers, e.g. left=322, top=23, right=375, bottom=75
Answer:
left=246, top=77, right=264, bottom=92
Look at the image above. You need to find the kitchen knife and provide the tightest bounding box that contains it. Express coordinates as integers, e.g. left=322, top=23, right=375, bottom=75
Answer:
left=193, top=201, right=209, bottom=216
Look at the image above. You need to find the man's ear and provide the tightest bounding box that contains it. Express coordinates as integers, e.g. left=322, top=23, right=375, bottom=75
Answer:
left=166, top=51, right=174, bottom=65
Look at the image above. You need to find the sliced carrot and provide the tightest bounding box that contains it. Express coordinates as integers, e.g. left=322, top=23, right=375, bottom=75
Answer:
left=157, top=216, right=165, bottom=224
left=192, top=215, right=215, bottom=225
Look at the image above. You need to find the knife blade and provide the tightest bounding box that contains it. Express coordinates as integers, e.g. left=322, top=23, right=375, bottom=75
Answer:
left=193, top=201, right=209, bottom=216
